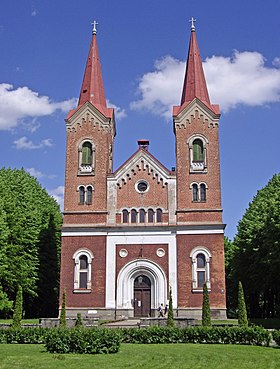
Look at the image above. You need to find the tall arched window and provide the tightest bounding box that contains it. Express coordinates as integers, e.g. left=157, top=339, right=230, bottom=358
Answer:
left=82, top=142, right=93, bottom=165
left=156, top=208, right=162, bottom=223
left=87, top=186, right=93, bottom=205
left=78, top=140, right=95, bottom=175
left=79, top=186, right=85, bottom=204
left=139, top=209, right=145, bottom=223
left=192, top=183, right=199, bottom=202
left=79, top=255, right=88, bottom=289
left=122, top=209, right=129, bottom=223
left=200, top=183, right=206, bottom=202
left=193, top=139, right=204, bottom=162
left=73, top=249, right=93, bottom=292
left=190, top=247, right=211, bottom=291
left=131, top=209, right=137, bottom=223
left=148, top=209, right=154, bottom=223
left=188, top=135, right=208, bottom=173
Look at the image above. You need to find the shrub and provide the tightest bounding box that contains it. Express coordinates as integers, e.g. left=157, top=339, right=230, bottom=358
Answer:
left=0, top=328, right=49, bottom=344
left=44, top=328, right=120, bottom=354
left=75, top=313, right=83, bottom=328
left=59, top=289, right=66, bottom=328
left=12, top=285, right=23, bottom=329
left=272, top=330, right=280, bottom=346
left=167, top=287, right=174, bottom=327
left=238, top=281, right=248, bottom=327
left=119, top=326, right=271, bottom=346
left=202, top=283, right=211, bottom=327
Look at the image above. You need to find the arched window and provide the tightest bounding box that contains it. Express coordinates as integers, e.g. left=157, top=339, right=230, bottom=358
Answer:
left=148, top=209, right=154, bottom=223
left=79, top=255, right=88, bottom=289
left=188, top=135, right=208, bottom=173
left=86, top=186, right=93, bottom=205
left=122, top=209, right=129, bottom=223
left=73, top=249, right=93, bottom=292
left=193, top=139, right=204, bottom=162
left=190, top=247, right=211, bottom=291
left=156, top=208, right=162, bottom=223
left=82, top=142, right=93, bottom=165
left=196, top=253, right=206, bottom=288
left=192, top=183, right=199, bottom=202
left=79, top=186, right=85, bottom=204
left=200, top=183, right=206, bottom=202
left=78, top=140, right=95, bottom=175
left=131, top=209, right=137, bottom=223
left=139, top=209, right=145, bottom=223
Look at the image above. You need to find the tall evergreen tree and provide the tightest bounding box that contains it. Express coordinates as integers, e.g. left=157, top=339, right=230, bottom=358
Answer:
left=12, top=285, right=23, bottom=329
left=167, top=287, right=174, bottom=327
left=202, top=283, right=211, bottom=326
left=59, top=289, right=66, bottom=328
left=238, top=281, right=248, bottom=327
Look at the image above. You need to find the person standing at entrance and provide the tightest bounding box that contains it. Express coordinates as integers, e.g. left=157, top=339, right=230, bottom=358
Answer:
left=158, top=303, right=164, bottom=317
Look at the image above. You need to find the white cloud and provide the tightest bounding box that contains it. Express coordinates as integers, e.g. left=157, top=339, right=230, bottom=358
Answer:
left=107, top=100, right=127, bottom=120
left=130, top=51, right=280, bottom=117
left=0, top=84, right=77, bottom=130
left=14, top=136, right=53, bottom=150
left=47, top=186, right=64, bottom=209
left=26, top=167, right=56, bottom=179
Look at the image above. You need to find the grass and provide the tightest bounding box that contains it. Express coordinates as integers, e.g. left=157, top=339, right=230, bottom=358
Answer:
left=0, top=319, right=40, bottom=324
left=0, top=344, right=279, bottom=369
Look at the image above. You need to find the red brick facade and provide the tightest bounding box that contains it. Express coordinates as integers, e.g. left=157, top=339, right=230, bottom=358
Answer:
left=59, top=26, right=227, bottom=320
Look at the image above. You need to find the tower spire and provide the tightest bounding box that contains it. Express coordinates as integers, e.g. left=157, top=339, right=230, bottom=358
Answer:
left=78, top=21, right=107, bottom=111
left=180, top=18, right=211, bottom=107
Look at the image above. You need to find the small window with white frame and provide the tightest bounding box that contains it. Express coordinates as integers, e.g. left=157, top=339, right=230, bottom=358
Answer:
left=78, top=185, right=94, bottom=205
left=73, top=249, right=94, bottom=292
left=188, top=134, right=208, bottom=173
left=190, top=247, right=211, bottom=291
left=78, top=139, right=95, bottom=175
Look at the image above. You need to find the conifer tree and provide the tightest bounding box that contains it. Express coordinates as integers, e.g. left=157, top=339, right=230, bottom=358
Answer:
left=59, top=289, right=66, bottom=328
left=75, top=313, right=83, bottom=328
left=167, top=287, right=174, bottom=327
left=202, top=283, right=211, bottom=326
left=238, top=281, right=248, bottom=327
left=12, top=285, right=23, bottom=329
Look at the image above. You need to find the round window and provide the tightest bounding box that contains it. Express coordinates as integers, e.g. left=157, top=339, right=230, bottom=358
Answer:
left=137, top=181, right=148, bottom=192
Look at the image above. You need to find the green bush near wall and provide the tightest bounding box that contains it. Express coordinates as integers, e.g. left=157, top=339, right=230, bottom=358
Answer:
left=272, top=330, right=280, bottom=346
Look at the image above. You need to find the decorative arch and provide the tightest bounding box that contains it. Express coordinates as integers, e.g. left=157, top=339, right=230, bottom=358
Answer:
left=116, top=259, right=167, bottom=310
left=73, top=248, right=94, bottom=291
left=78, top=138, right=96, bottom=175
left=187, top=134, right=208, bottom=173
left=190, top=247, right=211, bottom=291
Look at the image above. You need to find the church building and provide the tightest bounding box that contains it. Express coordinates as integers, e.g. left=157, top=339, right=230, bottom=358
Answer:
left=60, top=20, right=227, bottom=319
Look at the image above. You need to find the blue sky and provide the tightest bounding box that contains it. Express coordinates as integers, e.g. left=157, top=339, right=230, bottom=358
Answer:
left=1, top=0, right=280, bottom=240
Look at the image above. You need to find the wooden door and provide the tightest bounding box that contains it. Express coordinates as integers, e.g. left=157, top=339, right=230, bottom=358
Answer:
left=134, top=275, right=151, bottom=317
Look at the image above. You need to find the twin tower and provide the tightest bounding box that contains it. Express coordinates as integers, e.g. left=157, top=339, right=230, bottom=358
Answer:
left=60, top=22, right=226, bottom=319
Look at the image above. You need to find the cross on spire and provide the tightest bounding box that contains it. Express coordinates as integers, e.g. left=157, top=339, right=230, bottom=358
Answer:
left=92, top=20, right=98, bottom=35
left=189, top=17, right=196, bottom=31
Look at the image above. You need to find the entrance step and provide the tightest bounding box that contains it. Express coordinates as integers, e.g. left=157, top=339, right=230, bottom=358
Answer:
left=103, top=319, right=140, bottom=328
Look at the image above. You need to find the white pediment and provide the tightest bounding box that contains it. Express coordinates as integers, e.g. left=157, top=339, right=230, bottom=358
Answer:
left=65, top=101, right=115, bottom=135
left=111, top=150, right=173, bottom=189
left=174, top=98, right=220, bottom=129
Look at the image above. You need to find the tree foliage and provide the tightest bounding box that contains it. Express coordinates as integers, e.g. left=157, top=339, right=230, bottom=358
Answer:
left=59, top=289, right=66, bottom=327
left=12, top=285, right=23, bottom=329
left=238, top=281, right=248, bottom=327
left=232, top=174, right=280, bottom=318
left=202, top=283, right=211, bottom=326
left=0, top=168, right=62, bottom=318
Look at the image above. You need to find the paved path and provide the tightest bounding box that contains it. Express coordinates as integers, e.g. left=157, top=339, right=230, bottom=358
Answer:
left=103, top=319, right=140, bottom=328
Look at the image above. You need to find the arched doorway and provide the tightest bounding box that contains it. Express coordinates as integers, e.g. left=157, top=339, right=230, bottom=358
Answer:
left=134, top=275, right=151, bottom=317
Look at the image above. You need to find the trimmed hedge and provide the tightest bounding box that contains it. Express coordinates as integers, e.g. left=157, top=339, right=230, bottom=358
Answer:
left=119, top=326, right=271, bottom=346
left=272, top=330, right=280, bottom=346
left=44, top=328, right=120, bottom=354
left=0, top=328, right=48, bottom=344
left=0, top=326, right=273, bottom=349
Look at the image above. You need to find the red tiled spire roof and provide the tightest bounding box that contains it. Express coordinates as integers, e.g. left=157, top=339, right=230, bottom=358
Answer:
left=78, top=30, right=107, bottom=109
left=180, top=26, right=210, bottom=106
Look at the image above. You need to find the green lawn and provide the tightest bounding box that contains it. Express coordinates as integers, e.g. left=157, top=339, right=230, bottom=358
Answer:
left=0, top=319, right=40, bottom=325
left=0, top=344, right=279, bottom=369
